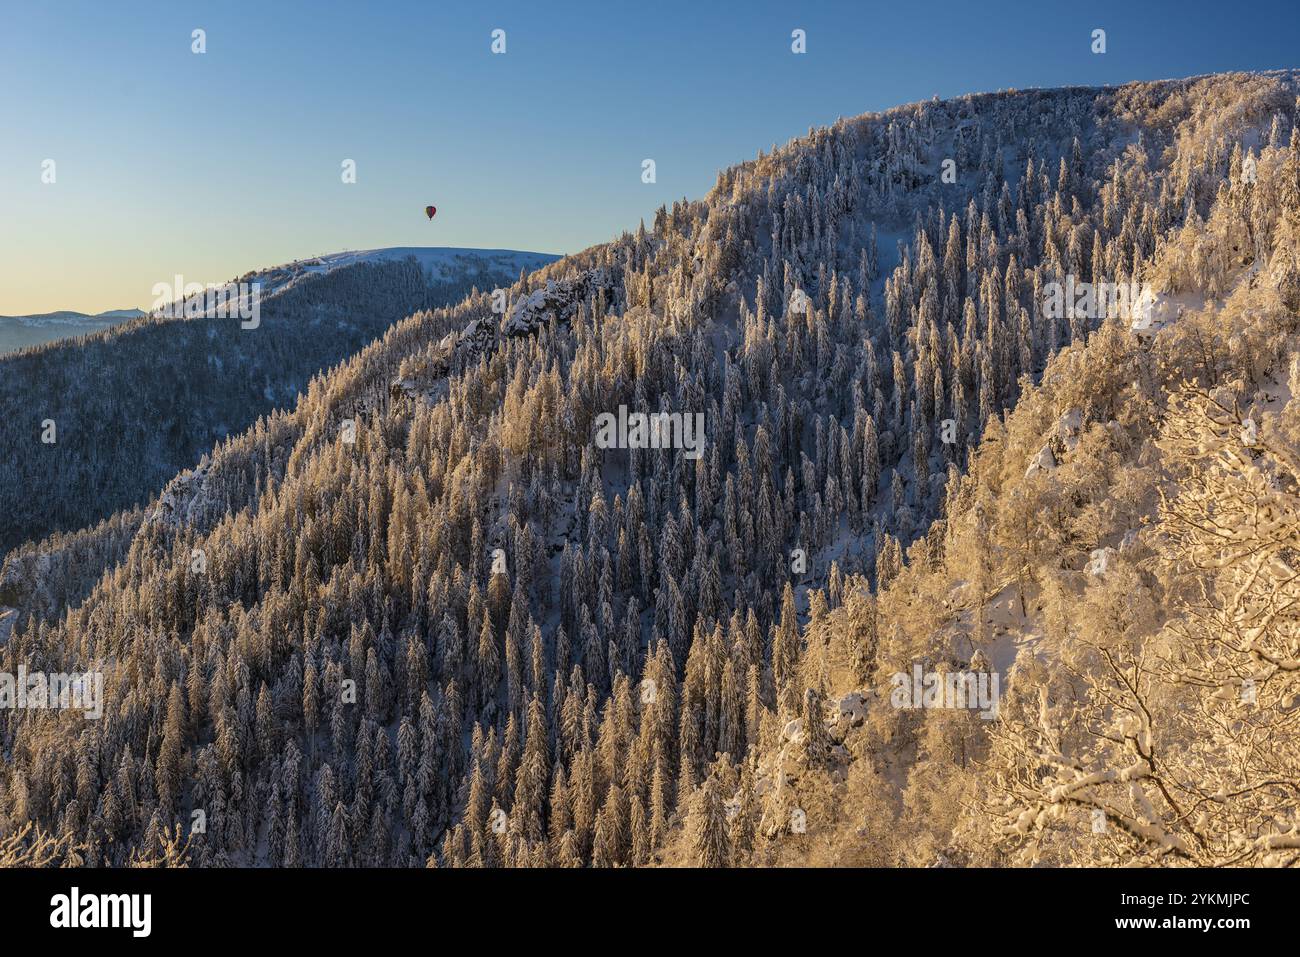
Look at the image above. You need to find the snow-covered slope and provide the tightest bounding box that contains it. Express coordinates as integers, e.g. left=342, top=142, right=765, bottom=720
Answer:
left=306, top=247, right=561, bottom=280
left=233, top=246, right=562, bottom=301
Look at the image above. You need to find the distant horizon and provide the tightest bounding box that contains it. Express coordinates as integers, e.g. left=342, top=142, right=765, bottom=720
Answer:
left=0, top=307, right=144, bottom=320
left=5, top=0, right=1299, bottom=313
left=0, top=244, right=569, bottom=318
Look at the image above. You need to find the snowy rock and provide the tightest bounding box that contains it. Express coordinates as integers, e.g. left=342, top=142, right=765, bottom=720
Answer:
left=1057, top=408, right=1084, bottom=450
left=1086, top=547, right=1116, bottom=576
left=781, top=718, right=804, bottom=743
left=1130, top=287, right=1180, bottom=337
left=423, top=275, right=614, bottom=383
left=389, top=377, right=418, bottom=401
left=1240, top=417, right=1258, bottom=447
left=1025, top=444, right=1056, bottom=478
left=501, top=268, right=612, bottom=337
left=836, top=691, right=868, bottom=725
left=461, top=316, right=488, bottom=339
left=148, top=462, right=215, bottom=530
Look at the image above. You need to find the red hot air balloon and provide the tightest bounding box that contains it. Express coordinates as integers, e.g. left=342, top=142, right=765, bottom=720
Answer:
left=425, top=205, right=437, bottom=220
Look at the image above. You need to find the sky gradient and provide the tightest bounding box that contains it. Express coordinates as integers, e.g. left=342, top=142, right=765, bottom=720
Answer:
left=3, top=0, right=1298, bottom=314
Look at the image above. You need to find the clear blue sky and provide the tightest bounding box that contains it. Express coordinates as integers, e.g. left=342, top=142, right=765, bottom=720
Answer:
left=2, top=0, right=1297, bottom=314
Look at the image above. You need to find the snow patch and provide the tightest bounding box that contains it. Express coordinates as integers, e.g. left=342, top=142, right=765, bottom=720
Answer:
left=1086, top=547, right=1116, bottom=576
left=1057, top=408, right=1084, bottom=450
left=1025, top=444, right=1057, bottom=478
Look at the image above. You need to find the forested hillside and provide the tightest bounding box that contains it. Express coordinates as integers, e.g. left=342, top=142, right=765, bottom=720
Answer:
left=661, top=164, right=1300, bottom=866
left=0, top=250, right=557, bottom=555
left=2, top=71, right=1298, bottom=868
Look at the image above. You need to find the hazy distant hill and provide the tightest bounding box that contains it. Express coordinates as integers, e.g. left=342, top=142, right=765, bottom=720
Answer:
left=0, top=309, right=144, bottom=355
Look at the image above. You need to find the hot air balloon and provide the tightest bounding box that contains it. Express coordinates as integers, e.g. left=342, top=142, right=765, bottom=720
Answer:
left=425, top=205, right=437, bottom=220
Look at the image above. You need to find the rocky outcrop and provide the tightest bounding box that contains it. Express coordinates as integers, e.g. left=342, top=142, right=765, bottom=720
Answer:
left=147, top=461, right=215, bottom=530
left=501, top=268, right=614, bottom=337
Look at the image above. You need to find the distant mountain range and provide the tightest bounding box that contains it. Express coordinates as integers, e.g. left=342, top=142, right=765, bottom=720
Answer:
left=0, top=309, right=145, bottom=353
left=0, top=308, right=145, bottom=326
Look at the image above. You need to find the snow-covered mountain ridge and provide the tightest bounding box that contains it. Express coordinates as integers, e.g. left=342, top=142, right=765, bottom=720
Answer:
left=229, top=247, right=562, bottom=303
